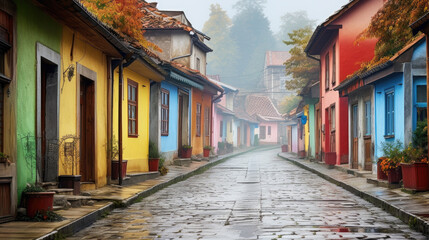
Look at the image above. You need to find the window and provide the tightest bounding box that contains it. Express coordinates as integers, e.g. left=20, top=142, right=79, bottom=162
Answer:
left=414, top=84, right=427, bottom=128
left=204, top=107, right=210, bottom=137
left=230, top=120, right=232, bottom=133
left=196, top=57, right=201, bottom=71
left=385, top=90, right=394, bottom=136
left=128, top=79, right=138, bottom=137
left=220, top=121, right=223, bottom=137
left=0, top=9, right=13, bottom=83
left=196, top=103, right=201, bottom=137
left=325, top=53, right=330, bottom=90
left=352, top=105, right=358, bottom=138
left=268, top=126, right=271, bottom=135
left=260, top=126, right=266, bottom=139
left=332, top=44, right=336, bottom=86
left=330, top=105, right=335, bottom=132
left=365, top=101, right=371, bottom=136
left=161, top=88, right=169, bottom=136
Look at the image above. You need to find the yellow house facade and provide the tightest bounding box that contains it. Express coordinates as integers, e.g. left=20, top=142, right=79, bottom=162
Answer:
left=304, top=105, right=310, bottom=154
left=112, top=69, right=151, bottom=173
left=59, top=26, right=112, bottom=189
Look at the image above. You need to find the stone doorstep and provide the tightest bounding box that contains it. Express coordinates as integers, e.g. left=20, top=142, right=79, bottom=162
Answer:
left=51, top=188, right=74, bottom=195
left=367, top=178, right=402, bottom=189
left=122, top=171, right=160, bottom=186
left=174, top=158, right=192, bottom=167
left=54, top=195, right=95, bottom=209
left=41, top=182, right=58, bottom=190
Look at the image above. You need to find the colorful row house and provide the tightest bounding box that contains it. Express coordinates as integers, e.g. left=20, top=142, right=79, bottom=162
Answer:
left=298, top=80, right=320, bottom=159
left=141, top=4, right=222, bottom=162
left=305, top=0, right=384, bottom=165
left=336, top=36, right=427, bottom=169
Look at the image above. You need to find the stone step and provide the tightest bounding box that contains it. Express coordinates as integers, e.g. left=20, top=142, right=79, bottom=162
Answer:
left=41, top=182, right=58, bottom=190
left=51, top=188, right=74, bottom=195
left=54, top=194, right=95, bottom=208
left=174, top=158, right=192, bottom=167
left=122, top=172, right=160, bottom=186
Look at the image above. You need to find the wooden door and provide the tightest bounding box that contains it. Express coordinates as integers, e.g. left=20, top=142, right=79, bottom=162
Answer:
left=237, top=126, right=241, bottom=146
left=40, top=60, right=59, bottom=182
left=364, top=137, right=372, bottom=171
left=0, top=177, right=12, bottom=223
left=352, top=105, right=358, bottom=169
left=80, top=77, right=95, bottom=182
left=178, top=94, right=183, bottom=150
left=315, top=105, right=321, bottom=160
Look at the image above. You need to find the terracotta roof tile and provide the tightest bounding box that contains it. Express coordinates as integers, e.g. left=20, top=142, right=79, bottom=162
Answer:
left=265, top=51, right=291, bottom=66
left=245, top=95, right=283, bottom=121
left=140, top=1, right=193, bottom=32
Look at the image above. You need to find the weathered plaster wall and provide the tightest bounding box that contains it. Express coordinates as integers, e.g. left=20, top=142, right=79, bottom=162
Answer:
left=113, top=68, right=151, bottom=173
left=259, top=121, right=278, bottom=144
left=160, top=81, right=179, bottom=153
left=15, top=0, right=61, bottom=199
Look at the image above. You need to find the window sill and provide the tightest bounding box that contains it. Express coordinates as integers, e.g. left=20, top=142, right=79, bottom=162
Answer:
left=384, top=135, right=395, bottom=139
left=161, top=133, right=169, bottom=136
left=363, top=135, right=371, bottom=140
left=128, top=134, right=138, bottom=138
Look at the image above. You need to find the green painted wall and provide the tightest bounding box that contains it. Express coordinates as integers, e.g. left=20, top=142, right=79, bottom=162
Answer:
left=305, top=98, right=318, bottom=158
left=15, top=0, right=61, bottom=201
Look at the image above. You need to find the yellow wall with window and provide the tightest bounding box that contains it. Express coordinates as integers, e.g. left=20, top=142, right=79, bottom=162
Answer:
left=112, top=68, right=150, bottom=173
left=191, top=89, right=212, bottom=155
left=59, top=26, right=109, bottom=187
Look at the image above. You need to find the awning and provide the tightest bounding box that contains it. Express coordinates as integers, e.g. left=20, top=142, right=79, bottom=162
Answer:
left=170, top=71, right=203, bottom=90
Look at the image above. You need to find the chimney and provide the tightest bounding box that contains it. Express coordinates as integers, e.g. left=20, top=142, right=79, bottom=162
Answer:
left=149, top=2, right=158, bottom=8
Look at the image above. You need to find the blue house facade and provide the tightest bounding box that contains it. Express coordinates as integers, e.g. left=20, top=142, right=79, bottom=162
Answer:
left=365, top=37, right=427, bottom=161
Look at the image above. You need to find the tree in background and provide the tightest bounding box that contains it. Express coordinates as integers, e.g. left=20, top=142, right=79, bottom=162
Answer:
left=228, top=0, right=276, bottom=89
left=276, top=11, right=315, bottom=51
left=357, top=0, right=428, bottom=65
left=283, top=27, right=319, bottom=91
left=82, top=0, right=161, bottom=52
left=278, top=96, right=302, bottom=114
left=203, top=4, right=238, bottom=80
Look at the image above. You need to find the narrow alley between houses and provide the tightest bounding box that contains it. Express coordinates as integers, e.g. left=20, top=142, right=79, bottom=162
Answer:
left=67, top=149, right=425, bottom=240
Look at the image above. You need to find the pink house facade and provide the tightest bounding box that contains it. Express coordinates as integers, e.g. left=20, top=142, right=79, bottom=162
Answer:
left=305, top=0, right=384, bottom=165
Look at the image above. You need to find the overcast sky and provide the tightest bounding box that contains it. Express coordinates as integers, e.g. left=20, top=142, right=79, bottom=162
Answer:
left=156, top=0, right=350, bottom=33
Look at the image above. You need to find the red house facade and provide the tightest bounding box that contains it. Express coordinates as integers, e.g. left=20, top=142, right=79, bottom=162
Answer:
left=305, top=0, right=384, bottom=165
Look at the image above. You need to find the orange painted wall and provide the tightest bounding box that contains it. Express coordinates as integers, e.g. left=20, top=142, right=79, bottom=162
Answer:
left=191, top=88, right=212, bottom=155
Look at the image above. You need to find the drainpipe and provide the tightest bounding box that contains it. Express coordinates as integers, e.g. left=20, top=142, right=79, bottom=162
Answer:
left=170, top=31, right=195, bottom=62
left=111, top=54, right=138, bottom=186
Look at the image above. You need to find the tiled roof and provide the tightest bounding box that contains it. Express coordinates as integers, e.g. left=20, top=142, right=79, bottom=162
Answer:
left=245, top=95, right=283, bottom=121
left=216, top=104, right=235, bottom=116
left=233, top=96, right=258, bottom=123
left=140, top=1, right=193, bottom=32
left=168, top=62, right=223, bottom=92
left=265, top=51, right=291, bottom=67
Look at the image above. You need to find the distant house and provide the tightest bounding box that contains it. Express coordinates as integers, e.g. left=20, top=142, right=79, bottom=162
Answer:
left=234, top=95, right=259, bottom=147
left=141, top=4, right=222, bottom=159
left=262, top=51, right=294, bottom=105
left=299, top=80, right=320, bottom=159
left=305, top=0, right=384, bottom=165
left=245, top=95, right=284, bottom=144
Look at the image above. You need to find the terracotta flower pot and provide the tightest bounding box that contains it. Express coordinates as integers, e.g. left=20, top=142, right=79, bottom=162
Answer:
left=377, top=158, right=388, bottom=180
left=203, top=149, right=210, bottom=157
left=148, top=158, right=159, bottom=172
left=25, top=192, right=55, bottom=218
left=281, top=145, right=288, bottom=152
left=387, top=167, right=402, bottom=184
left=181, top=148, right=192, bottom=158
left=325, top=152, right=337, bottom=165
left=401, top=163, right=429, bottom=191
left=112, top=160, right=128, bottom=180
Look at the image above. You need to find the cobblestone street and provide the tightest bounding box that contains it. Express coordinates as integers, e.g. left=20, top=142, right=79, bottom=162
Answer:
left=68, top=149, right=427, bottom=239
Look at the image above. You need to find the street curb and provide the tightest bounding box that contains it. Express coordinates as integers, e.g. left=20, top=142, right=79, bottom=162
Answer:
left=278, top=153, right=429, bottom=236
left=38, top=146, right=272, bottom=240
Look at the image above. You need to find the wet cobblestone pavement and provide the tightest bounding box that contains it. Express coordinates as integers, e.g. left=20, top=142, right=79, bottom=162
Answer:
left=68, top=149, right=427, bottom=239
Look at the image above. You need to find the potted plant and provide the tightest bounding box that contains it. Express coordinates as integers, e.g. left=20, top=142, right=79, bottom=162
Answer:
left=108, top=135, right=127, bottom=180
left=158, top=156, right=168, bottom=176
left=377, top=157, right=388, bottom=180
left=281, top=144, right=288, bottom=152
left=0, top=152, right=10, bottom=165
left=58, top=135, right=81, bottom=195
left=379, top=140, right=403, bottom=184
left=148, top=141, right=160, bottom=172
left=181, top=145, right=192, bottom=158
left=23, top=184, right=55, bottom=218
left=203, top=146, right=212, bottom=157
left=400, top=122, right=429, bottom=190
